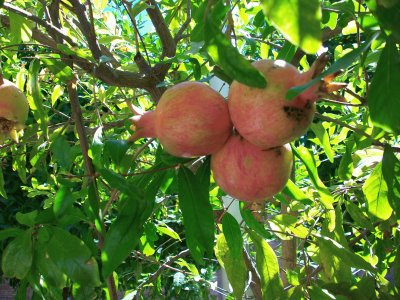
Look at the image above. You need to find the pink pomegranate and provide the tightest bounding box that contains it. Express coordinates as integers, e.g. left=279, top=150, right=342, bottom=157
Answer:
left=0, top=77, right=29, bottom=143
left=129, top=81, right=233, bottom=157
left=211, top=134, right=293, bottom=202
left=228, top=55, right=331, bottom=149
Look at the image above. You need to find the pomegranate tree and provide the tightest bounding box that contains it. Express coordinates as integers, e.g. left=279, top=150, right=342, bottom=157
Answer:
left=211, top=134, right=293, bottom=202
left=129, top=81, right=232, bottom=157
left=0, top=77, right=29, bottom=143
left=228, top=55, right=335, bottom=149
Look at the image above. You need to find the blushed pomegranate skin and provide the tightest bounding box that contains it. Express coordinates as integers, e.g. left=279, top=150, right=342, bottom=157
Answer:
left=211, top=134, right=293, bottom=202
left=0, top=78, right=29, bottom=126
left=0, top=78, right=29, bottom=142
left=228, top=59, right=319, bottom=149
left=130, top=81, right=233, bottom=157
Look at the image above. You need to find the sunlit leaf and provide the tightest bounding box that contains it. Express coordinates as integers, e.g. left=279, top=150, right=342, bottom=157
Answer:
left=215, top=233, right=247, bottom=299
left=248, top=230, right=285, bottom=299
left=310, top=122, right=335, bottom=163
left=363, top=162, right=393, bottom=220
left=382, top=144, right=400, bottom=216
left=262, top=0, right=322, bottom=54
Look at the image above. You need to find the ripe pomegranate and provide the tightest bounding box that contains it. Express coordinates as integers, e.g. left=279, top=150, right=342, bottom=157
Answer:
left=228, top=55, right=334, bottom=149
left=211, top=134, right=293, bottom=202
left=0, top=77, right=29, bottom=143
left=129, top=81, right=233, bottom=157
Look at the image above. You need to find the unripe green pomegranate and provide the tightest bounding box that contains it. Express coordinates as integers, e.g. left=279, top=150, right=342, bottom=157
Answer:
left=0, top=78, right=29, bottom=143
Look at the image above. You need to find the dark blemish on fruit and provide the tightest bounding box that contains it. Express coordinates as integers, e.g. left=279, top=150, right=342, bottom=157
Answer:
left=283, top=105, right=306, bottom=122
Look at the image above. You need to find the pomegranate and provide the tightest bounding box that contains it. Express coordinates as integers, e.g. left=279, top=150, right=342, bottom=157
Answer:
left=228, top=55, right=331, bottom=149
left=0, top=77, right=29, bottom=143
left=129, top=81, right=233, bottom=157
left=211, top=134, right=293, bottom=202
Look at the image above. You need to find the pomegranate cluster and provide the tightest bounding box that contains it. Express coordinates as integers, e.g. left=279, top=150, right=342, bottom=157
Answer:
left=129, top=56, right=338, bottom=203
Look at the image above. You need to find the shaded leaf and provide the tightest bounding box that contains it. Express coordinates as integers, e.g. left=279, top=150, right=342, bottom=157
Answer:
left=222, top=213, right=243, bottom=258
left=262, top=0, right=322, bottom=54
left=338, top=136, right=355, bottom=180
left=2, top=229, right=33, bottom=279
left=0, top=167, right=7, bottom=198
left=54, top=186, right=76, bottom=218
left=47, top=227, right=100, bottom=286
left=178, top=166, right=214, bottom=265
left=382, top=144, right=400, bottom=216
left=51, top=135, right=75, bottom=171
left=16, top=211, right=38, bottom=227
left=0, top=228, right=24, bottom=241
left=368, top=36, right=400, bottom=132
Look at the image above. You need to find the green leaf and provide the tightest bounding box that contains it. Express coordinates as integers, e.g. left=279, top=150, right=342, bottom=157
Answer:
left=101, top=193, right=147, bottom=278
left=2, top=229, right=33, bottom=279
left=282, top=179, right=312, bottom=205
left=51, top=136, right=75, bottom=171
left=51, top=85, right=65, bottom=106
left=222, top=213, right=243, bottom=259
left=363, top=162, right=393, bottom=220
left=310, top=122, right=335, bottom=163
left=292, top=145, right=335, bottom=231
left=12, top=144, right=27, bottom=184
left=16, top=211, right=38, bottom=227
left=240, top=203, right=271, bottom=239
left=98, top=168, right=142, bottom=198
left=338, top=136, right=355, bottom=180
left=54, top=186, right=76, bottom=218
left=276, top=40, right=298, bottom=62
left=36, top=231, right=67, bottom=289
left=103, top=139, right=130, bottom=167
left=178, top=166, right=215, bottom=265
left=156, top=224, right=181, bottom=241
left=42, top=56, right=74, bottom=82
left=368, top=36, right=400, bottom=132
left=366, top=0, right=400, bottom=42
left=47, top=227, right=100, bottom=286
left=308, top=286, right=337, bottom=299
left=248, top=230, right=285, bottom=299
left=262, top=0, right=322, bottom=54
left=28, top=59, right=48, bottom=137
left=0, top=228, right=24, bottom=241
left=214, top=234, right=247, bottom=299
left=269, top=214, right=308, bottom=239
left=316, top=234, right=376, bottom=273
left=287, top=32, right=379, bottom=99
left=204, top=4, right=266, bottom=88
left=0, top=167, right=7, bottom=198
left=9, top=12, right=33, bottom=43
left=345, top=201, right=374, bottom=231
left=382, top=144, right=400, bottom=216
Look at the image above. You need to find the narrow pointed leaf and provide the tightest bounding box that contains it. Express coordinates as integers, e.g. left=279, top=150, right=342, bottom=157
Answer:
left=178, top=166, right=214, bottom=264
left=248, top=230, right=285, bottom=299
left=215, top=234, right=247, bottom=300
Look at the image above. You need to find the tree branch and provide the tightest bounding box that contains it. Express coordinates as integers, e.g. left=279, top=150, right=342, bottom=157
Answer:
left=146, top=0, right=176, bottom=58
left=243, top=248, right=263, bottom=300
left=3, top=2, right=77, bottom=47
left=67, top=0, right=103, bottom=60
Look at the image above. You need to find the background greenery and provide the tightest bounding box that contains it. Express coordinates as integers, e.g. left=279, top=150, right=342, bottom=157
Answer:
left=0, top=0, right=399, bottom=299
